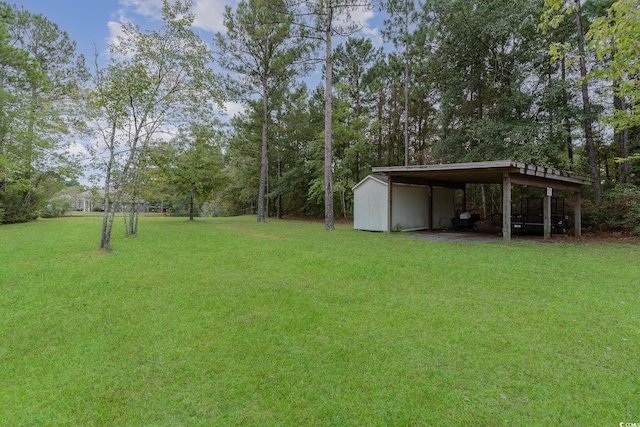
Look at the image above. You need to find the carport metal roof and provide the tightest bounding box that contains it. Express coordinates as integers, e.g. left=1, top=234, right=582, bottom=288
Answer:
left=371, top=161, right=593, bottom=244
left=372, top=160, right=593, bottom=190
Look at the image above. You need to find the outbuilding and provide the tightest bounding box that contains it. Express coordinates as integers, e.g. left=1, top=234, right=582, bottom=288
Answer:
left=353, top=175, right=456, bottom=232
left=369, top=161, right=593, bottom=244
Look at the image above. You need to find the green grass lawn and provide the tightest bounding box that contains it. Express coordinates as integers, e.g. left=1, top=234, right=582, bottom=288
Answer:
left=1, top=216, right=638, bottom=425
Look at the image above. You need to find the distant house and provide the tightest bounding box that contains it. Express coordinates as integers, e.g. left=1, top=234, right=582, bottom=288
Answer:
left=74, top=190, right=98, bottom=212
left=353, top=175, right=455, bottom=232
left=74, top=189, right=146, bottom=213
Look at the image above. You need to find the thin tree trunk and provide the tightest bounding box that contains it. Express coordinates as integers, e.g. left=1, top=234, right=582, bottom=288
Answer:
left=100, top=207, right=112, bottom=251
left=377, top=93, right=384, bottom=164
left=189, top=184, right=195, bottom=220
left=127, top=163, right=140, bottom=236
left=257, top=78, right=269, bottom=223
left=613, top=92, right=630, bottom=184
left=575, top=0, right=602, bottom=201
left=128, top=208, right=135, bottom=235
left=133, top=204, right=139, bottom=233
left=100, top=121, right=118, bottom=251
left=561, top=57, right=574, bottom=171
left=403, top=0, right=409, bottom=166
left=324, top=3, right=335, bottom=230
left=123, top=209, right=129, bottom=235
left=277, top=156, right=282, bottom=218
left=477, top=71, right=483, bottom=123
left=132, top=168, right=140, bottom=235
left=20, top=84, right=39, bottom=217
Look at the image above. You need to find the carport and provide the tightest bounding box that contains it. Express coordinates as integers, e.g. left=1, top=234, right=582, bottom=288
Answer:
left=372, top=161, right=594, bottom=244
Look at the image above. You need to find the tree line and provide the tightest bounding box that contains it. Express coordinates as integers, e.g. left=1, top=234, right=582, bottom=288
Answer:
left=1, top=0, right=639, bottom=246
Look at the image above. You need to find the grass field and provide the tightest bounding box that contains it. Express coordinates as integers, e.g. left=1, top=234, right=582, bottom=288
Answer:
left=1, top=215, right=638, bottom=425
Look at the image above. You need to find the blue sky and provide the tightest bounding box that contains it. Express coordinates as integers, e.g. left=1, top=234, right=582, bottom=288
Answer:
left=13, top=0, right=384, bottom=123
left=13, top=0, right=382, bottom=184
left=14, top=0, right=233, bottom=61
left=13, top=0, right=382, bottom=67
left=14, top=0, right=383, bottom=117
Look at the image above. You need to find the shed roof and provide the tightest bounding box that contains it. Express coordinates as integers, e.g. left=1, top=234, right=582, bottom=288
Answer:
left=352, top=174, right=388, bottom=192
left=372, top=160, right=593, bottom=190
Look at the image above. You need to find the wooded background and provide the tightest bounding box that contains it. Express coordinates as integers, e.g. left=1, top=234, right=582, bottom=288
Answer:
left=1, top=0, right=639, bottom=237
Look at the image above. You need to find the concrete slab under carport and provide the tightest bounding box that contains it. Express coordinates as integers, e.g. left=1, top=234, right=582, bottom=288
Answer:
left=372, top=160, right=594, bottom=245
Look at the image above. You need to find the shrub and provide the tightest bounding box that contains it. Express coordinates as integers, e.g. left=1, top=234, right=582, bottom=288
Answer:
left=0, top=187, right=42, bottom=224
left=583, top=185, right=640, bottom=234
left=41, top=196, right=72, bottom=218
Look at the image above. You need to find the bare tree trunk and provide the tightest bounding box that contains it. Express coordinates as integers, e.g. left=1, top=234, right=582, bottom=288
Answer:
left=100, top=121, right=118, bottom=251
left=277, top=156, right=282, bottom=218
left=133, top=203, right=139, bottom=234
left=126, top=163, right=140, bottom=236
left=19, top=84, right=40, bottom=217
left=377, top=93, right=384, bottom=164
left=189, top=184, right=195, bottom=220
left=561, top=57, right=574, bottom=171
left=123, top=209, right=129, bottom=235
left=266, top=168, right=270, bottom=219
left=100, top=203, right=111, bottom=251
left=128, top=208, right=135, bottom=235
left=127, top=200, right=134, bottom=236
left=100, top=209, right=113, bottom=251
left=575, top=0, right=602, bottom=201
left=324, top=3, right=335, bottom=230
left=403, top=0, right=409, bottom=166
left=257, top=78, right=269, bottom=223
left=477, top=71, right=483, bottom=123
left=126, top=203, right=139, bottom=236
left=104, top=209, right=116, bottom=250
left=613, top=92, right=630, bottom=184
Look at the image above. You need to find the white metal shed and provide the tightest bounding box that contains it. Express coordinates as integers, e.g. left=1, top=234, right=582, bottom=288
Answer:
left=353, top=175, right=455, bottom=232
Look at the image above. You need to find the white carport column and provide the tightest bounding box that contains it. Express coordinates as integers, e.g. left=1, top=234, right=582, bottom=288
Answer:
left=502, top=172, right=511, bottom=245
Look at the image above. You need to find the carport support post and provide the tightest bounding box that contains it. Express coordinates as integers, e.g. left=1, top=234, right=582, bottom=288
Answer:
left=543, top=191, right=552, bottom=240
left=502, top=172, right=511, bottom=245
left=574, top=190, right=582, bottom=238
left=462, top=185, right=467, bottom=213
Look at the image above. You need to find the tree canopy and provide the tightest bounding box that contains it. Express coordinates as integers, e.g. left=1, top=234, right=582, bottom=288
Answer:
left=0, top=2, right=87, bottom=223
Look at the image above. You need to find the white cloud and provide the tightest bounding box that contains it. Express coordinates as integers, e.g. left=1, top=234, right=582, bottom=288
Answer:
left=223, top=101, right=245, bottom=118
left=67, top=142, right=90, bottom=157
left=362, top=26, right=382, bottom=46
left=119, top=0, right=164, bottom=20
left=116, top=0, right=234, bottom=34
left=193, top=0, right=236, bottom=33
left=106, top=20, right=126, bottom=49
left=347, top=6, right=374, bottom=27
left=335, top=4, right=382, bottom=46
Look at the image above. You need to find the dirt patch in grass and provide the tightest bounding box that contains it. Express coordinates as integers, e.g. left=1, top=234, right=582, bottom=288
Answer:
left=413, top=224, right=640, bottom=245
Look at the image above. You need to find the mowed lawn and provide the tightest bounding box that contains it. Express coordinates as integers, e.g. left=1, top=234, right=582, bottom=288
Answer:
left=1, top=216, right=638, bottom=425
